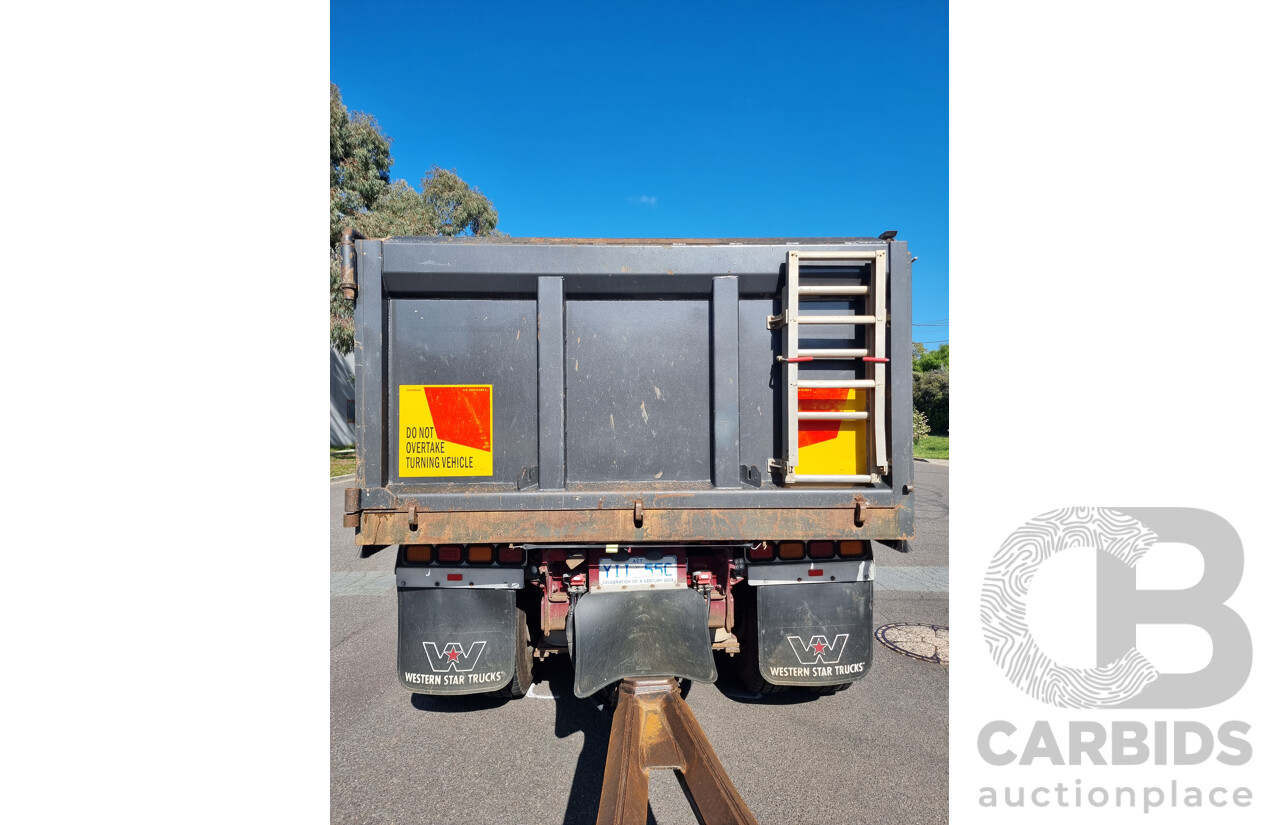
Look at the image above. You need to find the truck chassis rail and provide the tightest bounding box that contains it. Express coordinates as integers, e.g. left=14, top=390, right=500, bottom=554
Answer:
left=597, top=678, right=758, bottom=825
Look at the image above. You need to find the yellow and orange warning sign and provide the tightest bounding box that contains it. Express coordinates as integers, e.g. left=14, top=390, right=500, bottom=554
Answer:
left=399, top=385, right=494, bottom=477
left=796, top=387, right=867, bottom=477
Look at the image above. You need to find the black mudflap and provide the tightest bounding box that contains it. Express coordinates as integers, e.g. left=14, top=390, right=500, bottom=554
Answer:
left=571, top=589, right=718, bottom=698
left=756, top=581, right=874, bottom=687
left=397, top=587, right=517, bottom=695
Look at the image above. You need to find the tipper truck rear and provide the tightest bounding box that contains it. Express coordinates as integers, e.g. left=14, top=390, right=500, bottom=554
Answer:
left=341, top=234, right=914, bottom=702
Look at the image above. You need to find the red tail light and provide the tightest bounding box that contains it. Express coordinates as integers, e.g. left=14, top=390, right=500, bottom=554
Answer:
left=497, top=546, right=524, bottom=565
left=747, top=542, right=775, bottom=561
left=436, top=545, right=463, bottom=564
left=808, top=541, right=834, bottom=559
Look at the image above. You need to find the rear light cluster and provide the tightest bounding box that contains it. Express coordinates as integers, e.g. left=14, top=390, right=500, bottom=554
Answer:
left=403, top=544, right=525, bottom=566
left=747, top=540, right=869, bottom=562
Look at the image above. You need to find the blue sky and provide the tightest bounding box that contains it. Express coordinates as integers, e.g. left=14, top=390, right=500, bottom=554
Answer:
left=331, top=0, right=948, bottom=347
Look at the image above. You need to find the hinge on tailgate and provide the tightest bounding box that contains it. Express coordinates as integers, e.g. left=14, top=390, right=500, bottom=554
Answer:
left=339, top=229, right=365, bottom=300
left=343, top=487, right=360, bottom=528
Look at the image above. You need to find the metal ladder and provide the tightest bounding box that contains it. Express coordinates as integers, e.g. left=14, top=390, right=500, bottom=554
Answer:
left=767, top=249, right=888, bottom=484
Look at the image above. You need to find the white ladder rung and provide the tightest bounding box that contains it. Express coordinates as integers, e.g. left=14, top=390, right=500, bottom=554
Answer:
left=797, top=348, right=868, bottom=359
left=796, top=314, right=876, bottom=325
left=792, top=474, right=874, bottom=484
left=798, top=379, right=875, bottom=389
left=798, top=285, right=868, bottom=296
left=797, top=411, right=867, bottom=421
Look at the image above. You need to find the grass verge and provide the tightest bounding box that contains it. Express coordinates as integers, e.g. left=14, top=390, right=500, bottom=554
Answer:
left=331, top=446, right=356, bottom=478
left=913, top=435, right=949, bottom=460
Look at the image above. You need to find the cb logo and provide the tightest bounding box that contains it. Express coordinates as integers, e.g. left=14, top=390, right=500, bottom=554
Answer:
left=981, top=508, right=1251, bottom=709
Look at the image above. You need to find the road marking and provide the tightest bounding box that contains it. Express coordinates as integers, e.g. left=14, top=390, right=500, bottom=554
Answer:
left=527, top=683, right=562, bottom=700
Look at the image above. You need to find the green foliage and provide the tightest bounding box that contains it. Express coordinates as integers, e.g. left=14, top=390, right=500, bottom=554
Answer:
left=912, top=341, right=948, bottom=437
left=421, top=166, right=500, bottom=237
left=346, top=170, right=500, bottom=240
left=330, top=84, right=392, bottom=247
left=329, top=253, right=352, bottom=353
left=913, top=408, right=931, bottom=444
left=913, top=369, right=949, bottom=436
left=913, top=435, right=949, bottom=460
left=347, top=180, right=441, bottom=239
left=329, top=85, right=501, bottom=353
left=913, top=343, right=949, bottom=373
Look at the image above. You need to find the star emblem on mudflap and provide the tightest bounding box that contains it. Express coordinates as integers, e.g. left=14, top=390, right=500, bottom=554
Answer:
left=422, top=641, right=486, bottom=672
left=786, top=633, right=850, bottom=665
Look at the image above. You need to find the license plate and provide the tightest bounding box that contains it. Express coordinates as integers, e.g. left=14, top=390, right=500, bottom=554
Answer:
left=596, top=555, right=680, bottom=592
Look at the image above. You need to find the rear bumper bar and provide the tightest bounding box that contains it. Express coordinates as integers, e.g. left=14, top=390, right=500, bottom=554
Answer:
left=357, top=504, right=912, bottom=546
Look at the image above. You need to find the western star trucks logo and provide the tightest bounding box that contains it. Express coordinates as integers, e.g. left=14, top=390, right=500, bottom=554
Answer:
left=981, top=507, right=1250, bottom=709
left=787, top=633, right=850, bottom=665
left=422, top=641, right=487, bottom=673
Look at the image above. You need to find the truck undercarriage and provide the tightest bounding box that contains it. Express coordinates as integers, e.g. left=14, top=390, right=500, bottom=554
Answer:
left=392, top=539, right=876, bottom=699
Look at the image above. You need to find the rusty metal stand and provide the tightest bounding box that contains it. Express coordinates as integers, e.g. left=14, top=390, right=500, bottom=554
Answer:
left=595, top=678, right=759, bottom=825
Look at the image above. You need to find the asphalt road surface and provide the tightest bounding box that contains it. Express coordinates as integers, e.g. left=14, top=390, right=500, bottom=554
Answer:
left=332, top=460, right=948, bottom=824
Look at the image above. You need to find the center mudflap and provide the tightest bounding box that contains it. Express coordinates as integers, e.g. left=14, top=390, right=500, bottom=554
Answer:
left=397, top=587, right=518, bottom=695
left=570, top=588, right=718, bottom=699
left=756, top=581, right=874, bottom=687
